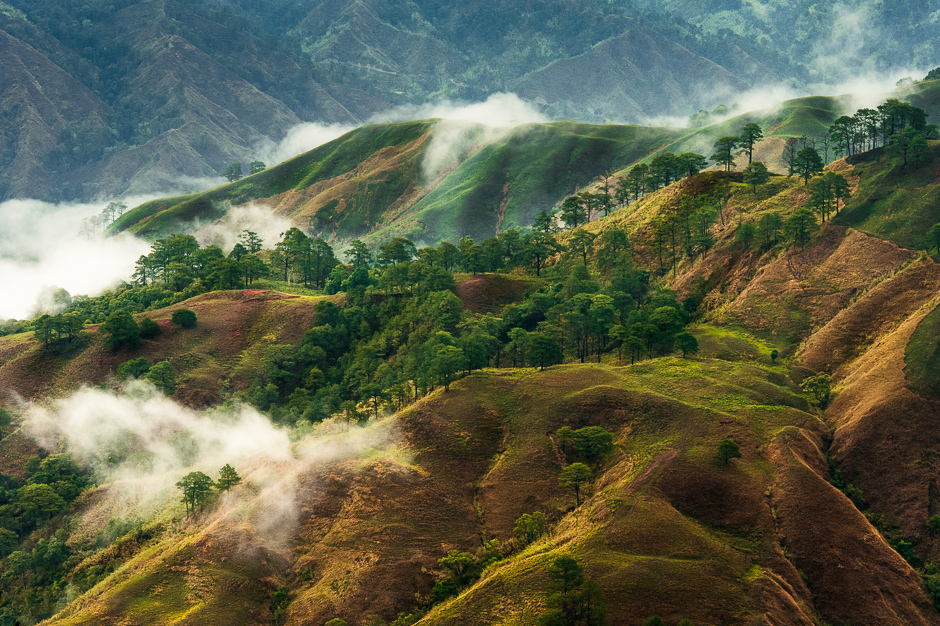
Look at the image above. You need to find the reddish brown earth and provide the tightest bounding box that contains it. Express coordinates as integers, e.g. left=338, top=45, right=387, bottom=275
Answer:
left=0, top=290, right=328, bottom=406
left=454, top=274, right=540, bottom=315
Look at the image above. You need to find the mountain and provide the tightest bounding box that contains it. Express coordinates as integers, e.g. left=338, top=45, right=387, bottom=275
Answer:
left=631, top=0, right=940, bottom=82
left=110, top=119, right=684, bottom=245
left=5, top=131, right=940, bottom=624
left=0, top=0, right=806, bottom=203
left=0, top=0, right=369, bottom=202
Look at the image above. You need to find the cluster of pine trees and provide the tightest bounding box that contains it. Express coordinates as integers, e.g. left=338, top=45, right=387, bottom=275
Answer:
left=0, top=453, right=92, bottom=622
left=829, top=99, right=936, bottom=161
left=237, top=224, right=703, bottom=426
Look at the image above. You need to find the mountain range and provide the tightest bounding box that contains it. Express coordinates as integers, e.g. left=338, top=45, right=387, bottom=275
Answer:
left=5, top=3, right=940, bottom=625
left=5, top=113, right=940, bottom=623
left=0, top=0, right=813, bottom=203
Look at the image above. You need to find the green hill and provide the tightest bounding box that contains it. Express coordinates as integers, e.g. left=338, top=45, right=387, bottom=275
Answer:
left=112, top=120, right=683, bottom=245
left=112, top=89, right=908, bottom=248
left=833, top=143, right=940, bottom=251
left=9, top=89, right=940, bottom=626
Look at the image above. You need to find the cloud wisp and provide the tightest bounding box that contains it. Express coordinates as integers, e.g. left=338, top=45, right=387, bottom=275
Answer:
left=259, top=122, right=357, bottom=166
left=263, top=93, right=549, bottom=184
left=0, top=198, right=152, bottom=321
left=377, top=93, right=550, bottom=182
left=26, top=381, right=404, bottom=544
left=192, top=202, right=295, bottom=252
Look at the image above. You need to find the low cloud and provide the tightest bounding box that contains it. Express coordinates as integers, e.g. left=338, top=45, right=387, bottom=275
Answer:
left=260, top=122, right=356, bottom=166
left=373, top=92, right=549, bottom=127
left=192, top=203, right=295, bottom=252
left=261, top=93, right=548, bottom=189
left=0, top=198, right=151, bottom=321
left=672, top=69, right=931, bottom=133
left=377, top=93, right=549, bottom=182
left=26, top=381, right=403, bottom=543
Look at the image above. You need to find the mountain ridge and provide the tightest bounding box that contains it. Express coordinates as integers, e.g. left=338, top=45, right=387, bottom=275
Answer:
left=0, top=0, right=808, bottom=203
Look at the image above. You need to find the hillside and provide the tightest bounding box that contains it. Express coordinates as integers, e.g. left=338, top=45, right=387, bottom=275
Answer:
left=571, top=141, right=940, bottom=581
left=8, top=93, right=940, bottom=625
left=4, top=280, right=939, bottom=624
left=111, top=120, right=684, bottom=245
left=0, top=290, right=332, bottom=408
left=25, top=360, right=936, bottom=626
left=111, top=88, right=922, bottom=248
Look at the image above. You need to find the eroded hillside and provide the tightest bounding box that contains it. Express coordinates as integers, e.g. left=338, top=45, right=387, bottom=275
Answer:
left=6, top=123, right=940, bottom=626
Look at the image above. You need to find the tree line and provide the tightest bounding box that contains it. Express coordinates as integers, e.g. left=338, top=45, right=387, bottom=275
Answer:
left=0, top=453, right=91, bottom=622
left=236, top=226, right=701, bottom=427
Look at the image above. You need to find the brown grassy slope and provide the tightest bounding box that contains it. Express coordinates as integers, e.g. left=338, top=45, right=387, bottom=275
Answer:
left=800, top=258, right=940, bottom=377
left=29, top=353, right=938, bottom=626
left=46, top=521, right=285, bottom=626
left=616, top=170, right=940, bottom=566
left=454, top=273, right=542, bottom=315
left=417, top=360, right=937, bottom=626
left=261, top=132, right=431, bottom=229
left=0, top=290, right=329, bottom=407
left=822, top=293, right=940, bottom=542
left=577, top=163, right=915, bottom=349
left=769, top=425, right=938, bottom=625
left=285, top=375, right=511, bottom=623
left=719, top=225, right=916, bottom=340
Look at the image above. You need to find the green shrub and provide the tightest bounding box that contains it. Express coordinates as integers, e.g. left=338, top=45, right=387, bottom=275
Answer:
left=139, top=318, right=161, bottom=339
left=927, top=514, right=940, bottom=534
left=100, top=309, right=140, bottom=350
left=271, top=584, right=290, bottom=623
left=557, top=426, right=615, bottom=464
left=144, top=361, right=176, bottom=395
left=844, top=483, right=866, bottom=508
left=171, top=309, right=197, bottom=328
left=117, top=357, right=150, bottom=380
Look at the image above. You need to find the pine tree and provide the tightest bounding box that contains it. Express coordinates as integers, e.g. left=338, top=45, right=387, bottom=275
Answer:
left=738, top=122, right=764, bottom=164
left=176, top=471, right=215, bottom=517
left=216, top=464, right=242, bottom=491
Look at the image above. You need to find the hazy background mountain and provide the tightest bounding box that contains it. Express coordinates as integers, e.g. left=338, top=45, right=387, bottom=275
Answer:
left=631, top=0, right=940, bottom=82
left=2, top=0, right=938, bottom=204
left=0, top=0, right=804, bottom=203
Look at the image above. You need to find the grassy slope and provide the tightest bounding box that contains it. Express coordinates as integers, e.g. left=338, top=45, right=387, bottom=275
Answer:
left=0, top=290, right=332, bottom=406
left=394, top=122, right=682, bottom=244
left=112, top=119, right=684, bottom=246
left=907, top=300, right=940, bottom=399
left=109, top=100, right=834, bottom=247
left=402, top=356, right=932, bottom=626
left=834, top=143, right=940, bottom=251
left=14, top=298, right=933, bottom=626
left=43, top=352, right=935, bottom=626
left=655, top=95, right=847, bottom=173
left=4, top=269, right=937, bottom=624
left=110, top=121, right=435, bottom=240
